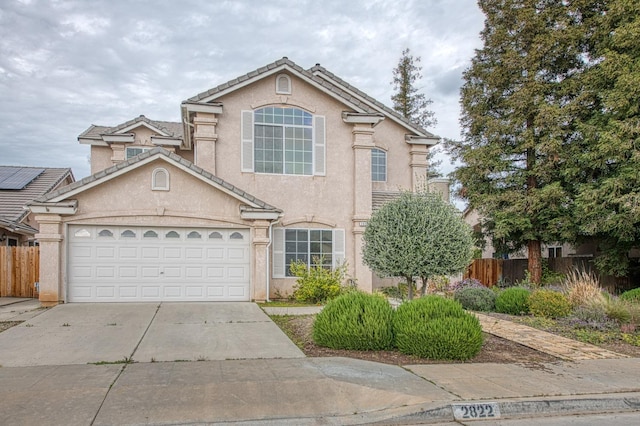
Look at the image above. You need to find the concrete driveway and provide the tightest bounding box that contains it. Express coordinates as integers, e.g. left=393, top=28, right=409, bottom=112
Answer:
left=0, top=302, right=303, bottom=367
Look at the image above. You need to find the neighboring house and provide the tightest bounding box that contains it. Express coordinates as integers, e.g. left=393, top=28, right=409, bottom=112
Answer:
left=462, top=208, right=594, bottom=260
left=30, top=57, right=442, bottom=305
left=0, top=166, right=74, bottom=246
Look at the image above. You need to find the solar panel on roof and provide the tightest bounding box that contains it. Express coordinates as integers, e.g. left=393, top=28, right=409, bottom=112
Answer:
left=0, top=167, right=45, bottom=190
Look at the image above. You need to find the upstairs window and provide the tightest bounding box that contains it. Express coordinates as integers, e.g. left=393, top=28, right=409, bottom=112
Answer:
left=241, top=107, right=325, bottom=176
left=126, top=147, right=150, bottom=159
left=371, top=148, right=387, bottom=182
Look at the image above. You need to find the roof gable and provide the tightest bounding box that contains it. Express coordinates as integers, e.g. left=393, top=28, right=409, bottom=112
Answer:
left=36, top=147, right=279, bottom=212
left=0, top=166, right=74, bottom=224
left=78, top=115, right=183, bottom=146
left=184, top=57, right=439, bottom=141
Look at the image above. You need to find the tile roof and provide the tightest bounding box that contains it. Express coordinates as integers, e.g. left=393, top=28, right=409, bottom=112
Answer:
left=78, top=115, right=183, bottom=140
left=310, top=65, right=435, bottom=137
left=36, top=147, right=280, bottom=212
left=186, top=57, right=377, bottom=114
left=185, top=57, right=436, bottom=138
left=0, top=166, right=74, bottom=224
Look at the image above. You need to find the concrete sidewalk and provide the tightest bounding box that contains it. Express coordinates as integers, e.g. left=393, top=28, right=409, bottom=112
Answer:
left=1, top=357, right=639, bottom=425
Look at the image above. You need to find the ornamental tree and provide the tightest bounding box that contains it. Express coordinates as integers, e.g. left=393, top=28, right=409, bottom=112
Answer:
left=362, top=191, right=474, bottom=300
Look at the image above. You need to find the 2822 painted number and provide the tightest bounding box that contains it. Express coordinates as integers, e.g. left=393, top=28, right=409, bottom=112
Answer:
left=452, top=402, right=500, bottom=420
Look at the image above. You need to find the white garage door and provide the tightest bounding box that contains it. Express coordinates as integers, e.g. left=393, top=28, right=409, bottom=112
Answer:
left=67, top=225, right=250, bottom=302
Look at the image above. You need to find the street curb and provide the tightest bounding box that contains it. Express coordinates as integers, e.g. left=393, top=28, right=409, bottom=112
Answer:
left=374, top=392, right=640, bottom=425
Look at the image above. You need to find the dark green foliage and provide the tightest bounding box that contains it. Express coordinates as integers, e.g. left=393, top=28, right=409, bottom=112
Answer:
left=620, top=288, right=640, bottom=304
left=312, top=292, right=394, bottom=350
left=454, top=287, right=497, bottom=312
left=391, top=48, right=437, bottom=130
left=394, top=295, right=466, bottom=322
left=495, top=288, right=531, bottom=315
left=393, top=297, right=483, bottom=360
left=528, top=290, right=571, bottom=318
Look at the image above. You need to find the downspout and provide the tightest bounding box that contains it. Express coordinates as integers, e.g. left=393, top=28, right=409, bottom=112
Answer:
left=266, top=218, right=281, bottom=302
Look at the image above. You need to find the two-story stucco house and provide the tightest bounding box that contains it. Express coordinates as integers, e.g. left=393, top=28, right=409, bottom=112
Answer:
left=30, top=58, right=444, bottom=305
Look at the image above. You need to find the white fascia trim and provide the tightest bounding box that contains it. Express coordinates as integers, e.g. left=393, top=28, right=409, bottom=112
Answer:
left=47, top=154, right=266, bottom=209
left=313, top=70, right=437, bottom=138
left=182, top=102, right=223, bottom=114
left=197, top=64, right=368, bottom=113
left=29, top=202, right=78, bottom=215
left=342, top=112, right=385, bottom=126
left=151, top=136, right=182, bottom=146
left=102, top=134, right=135, bottom=143
left=240, top=208, right=282, bottom=220
left=116, top=121, right=170, bottom=137
left=405, top=135, right=441, bottom=146
left=78, top=137, right=108, bottom=146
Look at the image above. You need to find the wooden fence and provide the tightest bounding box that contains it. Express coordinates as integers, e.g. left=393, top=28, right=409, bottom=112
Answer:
left=465, top=256, right=607, bottom=287
left=0, top=246, right=39, bottom=298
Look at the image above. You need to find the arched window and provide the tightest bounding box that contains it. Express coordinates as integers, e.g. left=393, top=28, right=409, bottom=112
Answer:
left=121, top=230, right=136, bottom=238
left=275, top=74, right=292, bottom=94
left=98, top=229, right=114, bottom=238
left=209, top=231, right=223, bottom=239
left=187, top=231, right=202, bottom=239
left=74, top=229, right=90, bottom=238
left=230, top=232, right=244, bottom=240
left=143, top=230, right=158, bottom=238
left=152, top=168, right=169, bottom=191
left=371, top=148, right=387, bottom=182
left=165, top=231, right=180, bottom=239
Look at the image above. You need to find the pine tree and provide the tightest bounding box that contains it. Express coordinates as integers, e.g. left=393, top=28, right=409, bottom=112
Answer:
left=451, top=0, right=591, bottom=283
left=391, top=48, right=441, bottom=177
left=570, top=0, right=640, bottom=276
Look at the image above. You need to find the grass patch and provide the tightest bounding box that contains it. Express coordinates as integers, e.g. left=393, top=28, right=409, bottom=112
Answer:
left=269, top=314, right=309, bottom=350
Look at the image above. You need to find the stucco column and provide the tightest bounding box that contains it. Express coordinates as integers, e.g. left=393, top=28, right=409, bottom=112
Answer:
left=410, top=145, right=429, bottom=192
left=251, top=220, right=270, bottom=302
left=34, top=215, right=64, bottom=307
left=351, top=124, right=375, bottom=292
left=193, top=112, right=219, bottom=174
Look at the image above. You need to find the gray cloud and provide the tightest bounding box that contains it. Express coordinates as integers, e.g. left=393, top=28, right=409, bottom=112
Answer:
left=0, top=0, right=484, bottom=179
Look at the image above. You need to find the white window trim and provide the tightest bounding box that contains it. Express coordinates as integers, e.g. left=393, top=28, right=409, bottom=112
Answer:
left=272, top=228, right=345, bottom=278
left=371, top=148, right=387, bottom=182
left=151, top=167, right=170, bottom=191
left=126, top=146, right=151, bottom=159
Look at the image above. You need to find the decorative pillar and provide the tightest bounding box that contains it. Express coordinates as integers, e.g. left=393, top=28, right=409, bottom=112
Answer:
left=351, top=123, right=375, bottom=293
left=34, top=215, right=64, bottom=307
left=251, top=220, right=270, bottom=302
left=410, top=145, right=429, bottom=192
left=193, top=112, right=219, bottom=174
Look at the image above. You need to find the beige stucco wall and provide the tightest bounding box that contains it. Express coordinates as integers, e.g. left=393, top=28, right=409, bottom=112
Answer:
left=197, top=73, right=423, bottom=298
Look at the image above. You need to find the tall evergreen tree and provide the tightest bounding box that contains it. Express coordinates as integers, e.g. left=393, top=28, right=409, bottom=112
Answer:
left=570, top=0, right=640, bottom=276
left=451, top=0, right=590, bottom=283
left=391, top=48, right=441, bottom=177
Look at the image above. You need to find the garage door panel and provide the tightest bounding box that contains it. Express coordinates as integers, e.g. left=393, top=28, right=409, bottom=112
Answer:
left=68, top=226, right=250, bottom=302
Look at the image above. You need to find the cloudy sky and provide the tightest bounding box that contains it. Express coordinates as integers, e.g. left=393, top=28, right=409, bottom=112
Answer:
left=0, top=0, right=485, bottom=180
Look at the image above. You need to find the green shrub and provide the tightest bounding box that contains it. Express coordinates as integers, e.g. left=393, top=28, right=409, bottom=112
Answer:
left=393, top=296, right=482, bottom=360
left=620, top=288, right=640, bottom=304
left=602, top=296, right=632, bottom=324
left=495, top=287, right=531, bottom=315
left=290, top=257, right=347, bottom=304
left=528, top=290, right=571, bottom=318
left=312, top=292, right=394, bottom=350
left=394, top=295, right=466, bottom=322
left=454, top=287, right=496, bottom=312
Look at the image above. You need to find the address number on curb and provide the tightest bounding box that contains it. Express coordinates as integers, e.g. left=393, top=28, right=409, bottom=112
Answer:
left=452, top=402, right=500, bottom=421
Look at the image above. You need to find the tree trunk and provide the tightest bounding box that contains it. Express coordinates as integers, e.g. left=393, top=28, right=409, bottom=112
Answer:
left=528, top=239, right=542, bottom=285
left=406, top=275, right=414, bottom=300
left=420, top=276, right=428, bottom=297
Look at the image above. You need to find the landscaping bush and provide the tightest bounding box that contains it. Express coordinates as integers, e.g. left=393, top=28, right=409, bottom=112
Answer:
left=566, top=303, right=618, bottom=331
left=454, top=287, right=496, bottom=312
left=394, top=295, right=466, bottom=322
left=528, top=290, right=571, bottom=318
left=602, top=296, right=632, bottom=324
left=620, top=288, right=640, bottom=304
left=290, top=257, right=347, bottom=304
left=393, top=296, right=483, bottom=360
left=395, top=315, right=483, bottom=360
left=448, top=278, right=485, bottom=293
left=562, top=269, right=605, bottom=308
left=495, top=287, right=531, bottom=315
left=312, top=292, right=394, bottom=350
